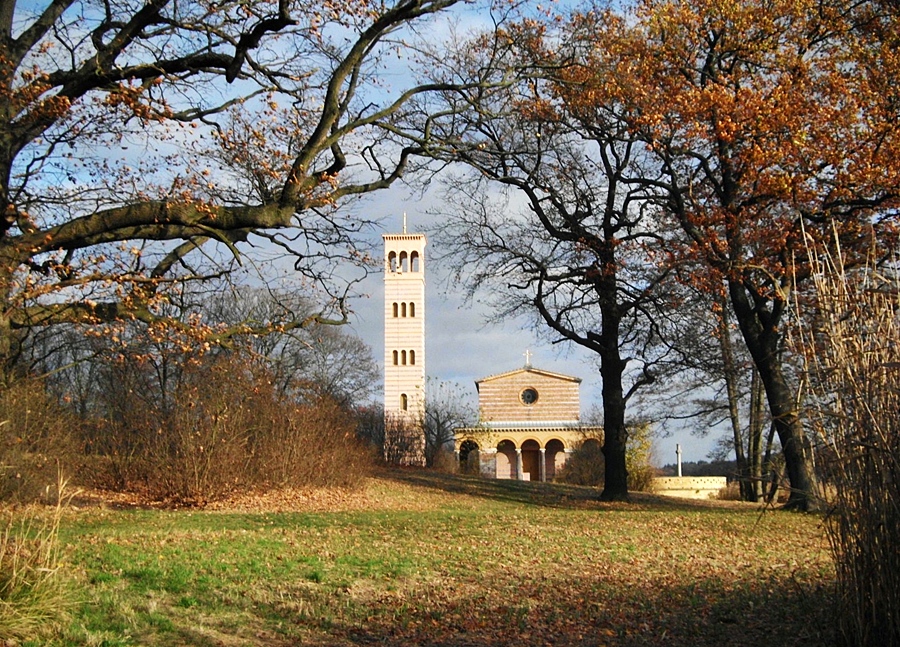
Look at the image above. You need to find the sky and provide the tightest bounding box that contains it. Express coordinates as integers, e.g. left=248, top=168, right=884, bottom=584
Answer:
left=345, top=189, right=722, bottom=468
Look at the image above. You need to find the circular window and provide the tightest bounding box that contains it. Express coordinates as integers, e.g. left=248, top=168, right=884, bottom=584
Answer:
left=520, top=387, right=539, bottom=405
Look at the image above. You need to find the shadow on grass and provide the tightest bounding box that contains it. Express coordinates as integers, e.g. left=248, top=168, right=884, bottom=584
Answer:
left=272, top=567, right=835, bottom=647
left=379, top=468, right=760, bottom=513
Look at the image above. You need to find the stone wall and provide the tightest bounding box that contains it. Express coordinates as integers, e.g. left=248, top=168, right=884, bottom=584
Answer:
left=478, top=369, right=580, bottom=423
left=651, top=476, right=728, bottom=500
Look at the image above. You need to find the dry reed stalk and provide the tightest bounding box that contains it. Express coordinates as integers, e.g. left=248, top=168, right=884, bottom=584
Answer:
left=795, top=238, right=900, bottom=646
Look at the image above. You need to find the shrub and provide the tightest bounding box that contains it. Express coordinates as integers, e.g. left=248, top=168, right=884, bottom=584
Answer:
left=557, top=438, right=604, bottom=486
left=250, top=394, right=374, bottom=490
left=431, top=449, right=459, bottom=474
left=717, top=481, right=743, bottom=501
left=90, top=353, right=376, bottom=503
left=0, top=380, right=77, bottom=503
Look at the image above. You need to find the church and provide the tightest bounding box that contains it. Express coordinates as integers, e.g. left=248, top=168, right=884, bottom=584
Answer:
left=382, top=219, right=600, bottom=477
left=452, top=361, right=601, bottom=481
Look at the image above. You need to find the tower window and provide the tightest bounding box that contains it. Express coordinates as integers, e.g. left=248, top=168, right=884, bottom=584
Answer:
left=401, top=302, right=407, bottom=317
left=400, top=251, right=409, bottom=272
left=392, top=302, right=398, bottom=318
left=411, top=251, right=420, bottom=272
left=392, top=350, right=398, bottom=365
left=388, top=251, right=398, bottom=272
left=400, top=393, right=408, bottom=411
left=401, top=350, right=407, bottom=365
left=409, top=302, right=415, bottom=317
left=409, top=350, right=415, bottom=365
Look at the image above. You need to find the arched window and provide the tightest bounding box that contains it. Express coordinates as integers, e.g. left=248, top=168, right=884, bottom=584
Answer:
left=401, top=350, right=407, bottom=365
left=401, top=302, right=407, bottom=317
left=388, top=251, right=398, bottom=272
left=409, top=350, right=415, bottom=365
left=400, top=393, right=408, bottom=411
left=392, top=350, right=399, bottom=365
left=399, top=251, right=409, bottom=272
left=392, top=302, right=398, bottom=318
left=409, top=302, right=415, bottom=317
left=410, top=251, right=420, bottom=272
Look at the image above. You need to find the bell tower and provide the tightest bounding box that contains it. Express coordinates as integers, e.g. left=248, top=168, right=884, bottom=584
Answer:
left=383, top=215, right=426, bottom=465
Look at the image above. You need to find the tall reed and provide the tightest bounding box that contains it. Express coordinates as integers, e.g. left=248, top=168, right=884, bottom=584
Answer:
left=795, top=242, right=900, bottom=646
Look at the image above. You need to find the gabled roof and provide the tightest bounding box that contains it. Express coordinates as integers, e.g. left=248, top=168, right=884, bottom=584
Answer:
left=475, top=366, right=582, bottom=392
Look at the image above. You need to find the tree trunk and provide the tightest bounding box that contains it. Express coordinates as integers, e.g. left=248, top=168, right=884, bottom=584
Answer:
left=717, top=302, right=752, bottom=500
left=728, top=281, right=820, bottom=511
left=599, top=311, right=629, bottom=501
left=747, top=369, right=765, bottom=502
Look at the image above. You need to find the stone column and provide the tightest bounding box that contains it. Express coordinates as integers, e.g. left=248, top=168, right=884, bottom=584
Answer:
left=539, top=448, right=546, bottom=482
left=454, top=449, right=460, bottom=473
left=481, top=448, right=498, bottom=478
left=515, top=448, right=524, bottom=481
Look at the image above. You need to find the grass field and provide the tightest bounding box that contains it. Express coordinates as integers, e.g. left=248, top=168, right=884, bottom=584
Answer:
left=51, top=471, right=834, bottom=646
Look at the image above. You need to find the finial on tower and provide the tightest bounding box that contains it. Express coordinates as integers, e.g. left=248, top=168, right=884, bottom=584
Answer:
left=402, top=212, right=407, bottom=234
left=524, top=349, right=533, bottom=368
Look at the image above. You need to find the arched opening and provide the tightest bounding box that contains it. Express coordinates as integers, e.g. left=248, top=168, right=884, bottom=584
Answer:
left=399, top=251, right=409, bottom=272
left=392, top=350, right=399, bottom=366
left=545, top=439, right=567, bottom=481
left=400, top=393, right=408, bottom=411
left=401, top=302, right=407, bottom=317
left=411, top=251, right=420, bottom=272
left=392, top=302, right=398, bottom=317
left=388, top=251, right=397, bottom=272
left=401, top=350, right=407, bottom=365
left=409, top=350, right=415, bottom=365
left=409, top=302, right=415, bottom=317
left=521, top=439, right=541, bottom=481
left=459, top=439, right=480, bottom=474
left=496, top=440, right=517, bottom=479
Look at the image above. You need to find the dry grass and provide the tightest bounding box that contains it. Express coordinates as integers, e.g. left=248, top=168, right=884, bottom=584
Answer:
left=56, top=470, right=834, bottom=647
left=0, top=485, right=74, bottom=642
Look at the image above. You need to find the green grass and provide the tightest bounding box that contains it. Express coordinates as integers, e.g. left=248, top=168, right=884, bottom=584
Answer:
left=48, top=471, right=834, bottom=646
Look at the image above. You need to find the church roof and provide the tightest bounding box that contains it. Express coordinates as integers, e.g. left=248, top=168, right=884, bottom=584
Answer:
left=475, top=367, right=582, bottom=392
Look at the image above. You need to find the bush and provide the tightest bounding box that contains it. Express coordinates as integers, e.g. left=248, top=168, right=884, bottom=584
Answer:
left=0, top=380, right=78, bottom=503
left=557, top=439, right=604, bottom=486
left=90, top=353, right=375, bottom=503
left=431, top=449, right=459, bottom=474
left=250, top=394, right=374, bottom=490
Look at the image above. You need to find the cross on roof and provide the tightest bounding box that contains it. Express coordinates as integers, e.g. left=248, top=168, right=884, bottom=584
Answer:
left=524, top=349, right=533, bottom=368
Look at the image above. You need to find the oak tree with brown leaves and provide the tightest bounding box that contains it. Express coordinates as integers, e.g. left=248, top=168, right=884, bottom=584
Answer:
left=557, top=0, right=900, bottom=511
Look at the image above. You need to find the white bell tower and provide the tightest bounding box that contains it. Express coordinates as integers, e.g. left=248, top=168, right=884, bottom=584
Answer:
left=383, top=215, right=426, bottom=465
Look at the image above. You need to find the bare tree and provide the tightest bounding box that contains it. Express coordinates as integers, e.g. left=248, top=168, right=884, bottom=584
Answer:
left=394, top=18, right=681, bottom=500
left=203, top=287, right=380, bottom=407
left=422, top=378, right=475, bottom=467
